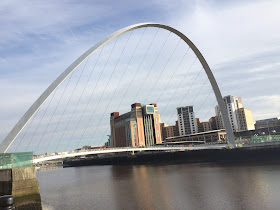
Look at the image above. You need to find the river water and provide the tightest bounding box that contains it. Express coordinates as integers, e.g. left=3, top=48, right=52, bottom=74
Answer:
left=37, top=162, right=280, bottom=210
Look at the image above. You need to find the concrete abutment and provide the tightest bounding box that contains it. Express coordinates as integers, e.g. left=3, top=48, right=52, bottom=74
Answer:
left=0, top=167, right=42, bottom=209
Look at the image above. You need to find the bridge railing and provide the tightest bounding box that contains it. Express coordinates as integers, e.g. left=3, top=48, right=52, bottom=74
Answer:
left=235, top=134, right=280, bottom=146
left=34, top=144, right=227, bottom=159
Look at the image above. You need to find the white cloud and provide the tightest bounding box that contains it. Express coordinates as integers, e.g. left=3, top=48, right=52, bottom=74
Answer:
left=245, top=95, right=280, bottom=120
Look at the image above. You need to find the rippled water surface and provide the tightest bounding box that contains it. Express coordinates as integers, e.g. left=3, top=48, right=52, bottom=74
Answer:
left=37, top=162, right=280, bottom=209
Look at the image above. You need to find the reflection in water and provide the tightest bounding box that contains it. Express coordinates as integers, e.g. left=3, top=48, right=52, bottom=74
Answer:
left=37, top=162, right=280, bottom=209
left=36, top=165, right=63, bottom=171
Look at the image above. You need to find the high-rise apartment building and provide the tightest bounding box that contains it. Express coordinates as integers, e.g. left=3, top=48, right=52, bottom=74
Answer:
left=177, top=106, right=197, bottom=136
left=239, top=108, right=254, bottom=130
left=215, top=95, right=243, bottom=132
left=110, top=103, right=162, bottom=148
left=215, top=95, right=254, bottom=132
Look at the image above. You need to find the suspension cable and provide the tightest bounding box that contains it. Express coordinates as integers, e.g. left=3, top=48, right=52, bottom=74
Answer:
left=55, top=55, right=95, bottom=151
left=46, top=58, right=88, bottom=153
left=41, top=72, right=75, bottom=154
left=160, top=56, right=197, bottom=115
left=166, top=67, right=204, bottom=124
left=76, top=28, right=149, bottom=148
left=201, top=100, right=217, bottom=121
left=97, top=29, right=172, bottom=146
left=114, top=27, right=154, bottom=111
left=132, top=31, right=171, bottom=102
left=25, top=88, right=57, bottom=152
left=14, top=109, right=38, bottom=152
left=87, top=32, right=134, bottom=146
left=143, top=38, right=181, bottom=104
left=64, top=48, right=104, bottom=151
left=96, top=28, right=158, bottom=146
left=75, top=36, right=120, bottom=149
left=195, top=89, right=214, bottom=114
left=190, top=77, right=209, bottom=105
left=53, top=57, right=90, bottom=152
left=89, top=33, right=139, bottom=147
left=155, top=46, right=191, bottom=104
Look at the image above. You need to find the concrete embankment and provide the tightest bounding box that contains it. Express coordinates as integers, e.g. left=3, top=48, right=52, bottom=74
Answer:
left=0, top=167, right=42, bottom=209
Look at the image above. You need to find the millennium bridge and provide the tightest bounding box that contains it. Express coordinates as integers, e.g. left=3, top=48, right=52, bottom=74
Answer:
left=1, top=22, right=236, bottom=162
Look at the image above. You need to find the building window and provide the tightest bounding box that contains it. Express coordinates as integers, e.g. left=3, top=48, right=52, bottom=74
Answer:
left=178, top=109, right=182, bottom=114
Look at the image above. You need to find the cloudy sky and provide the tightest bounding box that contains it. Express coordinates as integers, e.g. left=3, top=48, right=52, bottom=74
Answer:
left=0, top=0, right=280, bottom=153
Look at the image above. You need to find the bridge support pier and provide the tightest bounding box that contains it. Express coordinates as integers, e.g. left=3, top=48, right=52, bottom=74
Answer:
left=0, top=167, right=42, bottom=209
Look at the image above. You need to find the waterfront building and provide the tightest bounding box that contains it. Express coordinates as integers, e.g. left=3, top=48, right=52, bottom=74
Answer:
left=160, top=123, right=168, bottom=142
left=160, top=121, right=179, bottom=141
left=130, top=103, right=146, bottom=147
left=215, top=105, right=224, bottom=130
left=239, top=108, right=255, bottom=130
left=195, top=118, right=204, bottom=133
left=215, top=95, right=254, bottom=132
left=254, top=117, right=280, bottom=129
left=177, top=106, right=197, bottom=136
left=196, top=117, right=217, bottom=133
left=142, top=103, right=162, bottom=146
left=110, top=103, right=162, bottom=148
left=209, top=116, right=218, bottom=130
left=215, top=95, right=243, bottom=132
left=202, top=122, right=211, bottom=132
left=163, top=129, right=227, bottom=145
left=165, top=126, right=175, bottom=138
left=174, top=120, right=179, bottom=136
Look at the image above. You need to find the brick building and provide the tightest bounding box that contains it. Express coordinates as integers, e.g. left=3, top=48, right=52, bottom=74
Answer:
left=110, top=103, right=162, bottom=147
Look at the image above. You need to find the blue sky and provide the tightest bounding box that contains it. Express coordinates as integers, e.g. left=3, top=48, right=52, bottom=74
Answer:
left=1, top=0, right=280, bottom=152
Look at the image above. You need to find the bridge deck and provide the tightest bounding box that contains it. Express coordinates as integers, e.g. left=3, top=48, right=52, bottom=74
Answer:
left=33, top=145, right=226, bottom=163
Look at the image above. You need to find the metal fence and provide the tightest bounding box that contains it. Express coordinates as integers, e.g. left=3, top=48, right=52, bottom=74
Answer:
left=251, top=135, right=280, bottom=143
left=0, top=152, right=33, bottom=170
left=235, top=135, right=280, bottom=145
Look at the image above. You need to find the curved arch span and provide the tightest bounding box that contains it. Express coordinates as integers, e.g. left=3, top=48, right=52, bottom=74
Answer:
left=0, top=22, right=235, bottom=153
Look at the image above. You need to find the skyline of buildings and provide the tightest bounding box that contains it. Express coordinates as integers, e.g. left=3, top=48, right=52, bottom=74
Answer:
left=177, top=106, right=197, bottom=136
left=110, top=95, right=277, bottom=147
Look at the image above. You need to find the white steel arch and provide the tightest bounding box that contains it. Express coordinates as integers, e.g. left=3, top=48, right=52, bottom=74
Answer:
left=0, top=22, right=235, bottom=153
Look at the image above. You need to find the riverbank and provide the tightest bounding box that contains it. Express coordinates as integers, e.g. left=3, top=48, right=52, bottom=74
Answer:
left=63, top=145, right=280, bottom=167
